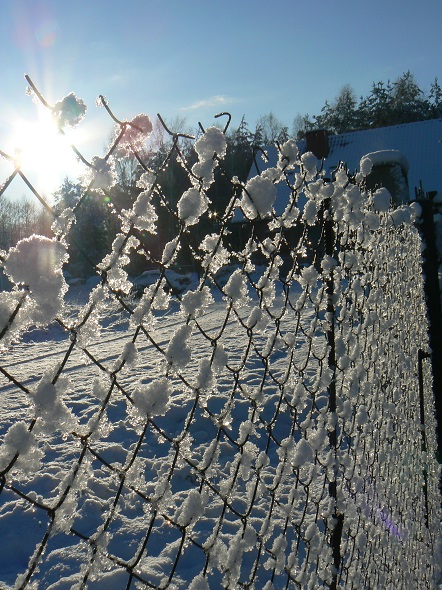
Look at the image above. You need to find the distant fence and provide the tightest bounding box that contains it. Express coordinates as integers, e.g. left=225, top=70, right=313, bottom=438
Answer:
left=0, top=78, right=440, bottom=589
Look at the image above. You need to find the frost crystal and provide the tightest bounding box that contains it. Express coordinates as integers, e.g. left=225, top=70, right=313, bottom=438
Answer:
left=279, top=139, right=299, bottom=168
left=191, top=127, right=227, bottom=188
left=212, top=343, right=228, bottom=373
left=194, top=127, right=227, bottom=161
left=178, top=188, right=208, bottom=225
left=303, top=199, right=319, bottom=225
left=359, top=155, right=373, bottom=176
left=293, top=438, right=314, bottom=466
left=241, top=176, right=277, bottom=219
left=162, top=237, right=180, bottom=266
left=223, top=269, right=249, bottom=302
left=88, top=156, right=115, bottom=189
left=175, top=489, right=205, bottom=527
left=4, top=235, right=68, bottom=325
left=33, top=373, right=77, bottom=434
left=132, top=378, right=171, bottom=417
left=372, top=188, right=391, bottom=212
left=200, top=233, right=229, bottom=271
left=122, top=114, right=153, bottom=151
left=0, top=422, right=37, bottom=471
left=181, top=286, right=213, bottom=319
left=52, top=207, right=76, bottom=238
left=299, top=265, right=319, bottom=288
left=301, top=151, right=318, bottom=178
left=196, top=358, right=215, bottom=393
left=129, top=189, right=158, bottom=234
left=52, top=92, right=87, bottom=128
left=165, top=324, right=192, bottom=368
left=119, top=341, right=138, bottom=368
left=188, top=574, right=210, bottom=590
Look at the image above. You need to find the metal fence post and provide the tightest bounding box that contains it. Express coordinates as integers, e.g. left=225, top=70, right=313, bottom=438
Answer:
left=323, top=198, right=343, bottom=589
left=416, top=198, right=442, bottom=466
left=418, top=348, right=431, bottom=526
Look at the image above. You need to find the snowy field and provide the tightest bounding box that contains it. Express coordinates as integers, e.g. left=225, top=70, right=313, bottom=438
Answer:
left=0, top=271, right=329, bottom=589
left=0, top=226, right=440, bottom=589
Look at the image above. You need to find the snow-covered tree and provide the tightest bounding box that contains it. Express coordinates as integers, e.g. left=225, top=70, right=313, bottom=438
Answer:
left=54, top=178, right=117, bottom=276
left=429, top=76, right=442, bottom=118
left=315, top=84, right=359, bottom=134
left=390, top=70, right=428, bottom=124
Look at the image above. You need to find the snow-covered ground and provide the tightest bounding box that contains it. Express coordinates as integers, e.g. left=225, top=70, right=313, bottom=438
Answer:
left=1, top=243, right=438, bottom=589
left=0, top=272, right=326, bottom=589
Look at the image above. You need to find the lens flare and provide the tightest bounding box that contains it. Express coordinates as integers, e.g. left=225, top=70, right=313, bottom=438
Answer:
left=35, top=19, right=59, bottom=48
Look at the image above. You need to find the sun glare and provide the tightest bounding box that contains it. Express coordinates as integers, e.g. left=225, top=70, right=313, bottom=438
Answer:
left=6, top=108, right=86, bottom=199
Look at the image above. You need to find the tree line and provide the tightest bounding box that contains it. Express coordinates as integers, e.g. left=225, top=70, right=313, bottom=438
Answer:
left=0, top=195, right=52, bottom=251
left=294, top=71, right=442, bottom=137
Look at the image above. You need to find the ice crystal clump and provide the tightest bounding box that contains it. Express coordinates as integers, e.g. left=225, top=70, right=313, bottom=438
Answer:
left=192, top=126, right=227, bottom=188
left=200, top=233, right=229, bottom=272
left=132, top=378, right=171, bottom=418
left=52, top=92, right=87, bottom=128
left=194, top=126, right=227, bottom=161
left=181, top=286, right=213, bottom=319
left=175, top=489, right=206, bottom=527
left=223, top=268, right=249, bottom=303
left=372, top=187, right=391, bottom=212
left=123, top=189, right=158, bottom=234
left=178, top=187, right=209, bottom=226
left=87, top=156, right=115, bottom=189
left=279, top=139, right=299, bottom=168
left=188, top=574, right=210, bottom=590
left=162, top=237, right=180, bottom=266
left=241, top=175, right=277, bottom=219
left=359, top=154, right=373, bottom=176
left=33, top=373, right=78, bottom=434
left=0, top=421, right=41, bottom=473
left=3, top=235, right=68, bottom=326
left=52, top=207, right=76, bottom=238
left=165, top=324, right=193, bottom=369
left=121, top=114, right=153, bottom=152
left=303, top=199, right=319, bottom=225
left=0, top=291, right=26, bottom=348
left=301, top=151, right=318, bottom=179
left=196, top=358, right=215, bottom=393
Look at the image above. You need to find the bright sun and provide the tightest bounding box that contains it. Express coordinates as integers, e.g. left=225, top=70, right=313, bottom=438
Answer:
left=6, top=108, right=86, bottom=200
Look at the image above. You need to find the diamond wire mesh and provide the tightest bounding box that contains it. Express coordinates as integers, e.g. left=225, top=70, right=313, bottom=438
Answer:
left=0, top=80, right=440, bottom=589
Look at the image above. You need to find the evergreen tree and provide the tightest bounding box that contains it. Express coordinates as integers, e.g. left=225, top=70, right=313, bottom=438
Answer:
left=315, top=85, right=359, bottom=134
left=361, top=80, right=393, bottom=128
left=429, top=77, right=442, bottom=118
left=390, top=71, right=427, bottom=124
left=54, top=178, right=116, bottom=277
left=224, top=116, right=255, bottom=180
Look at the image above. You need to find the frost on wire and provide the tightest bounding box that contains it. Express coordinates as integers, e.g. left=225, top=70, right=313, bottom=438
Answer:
left=0, top=88, right=440, bottom=590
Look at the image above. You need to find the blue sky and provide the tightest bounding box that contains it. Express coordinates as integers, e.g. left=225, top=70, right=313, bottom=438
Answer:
left=1, top=0, right=441, bottom=200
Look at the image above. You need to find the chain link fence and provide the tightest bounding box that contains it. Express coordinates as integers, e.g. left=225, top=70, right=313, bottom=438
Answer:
left=0, top=78, right=440, bottom=589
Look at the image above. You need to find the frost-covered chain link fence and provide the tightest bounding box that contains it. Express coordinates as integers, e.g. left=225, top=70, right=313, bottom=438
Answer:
left=0, top=80, right=440, bottom=589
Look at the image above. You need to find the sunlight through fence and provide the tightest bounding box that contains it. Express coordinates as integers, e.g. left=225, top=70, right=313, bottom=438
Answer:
left=0, top=78, right=440, bottom=589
